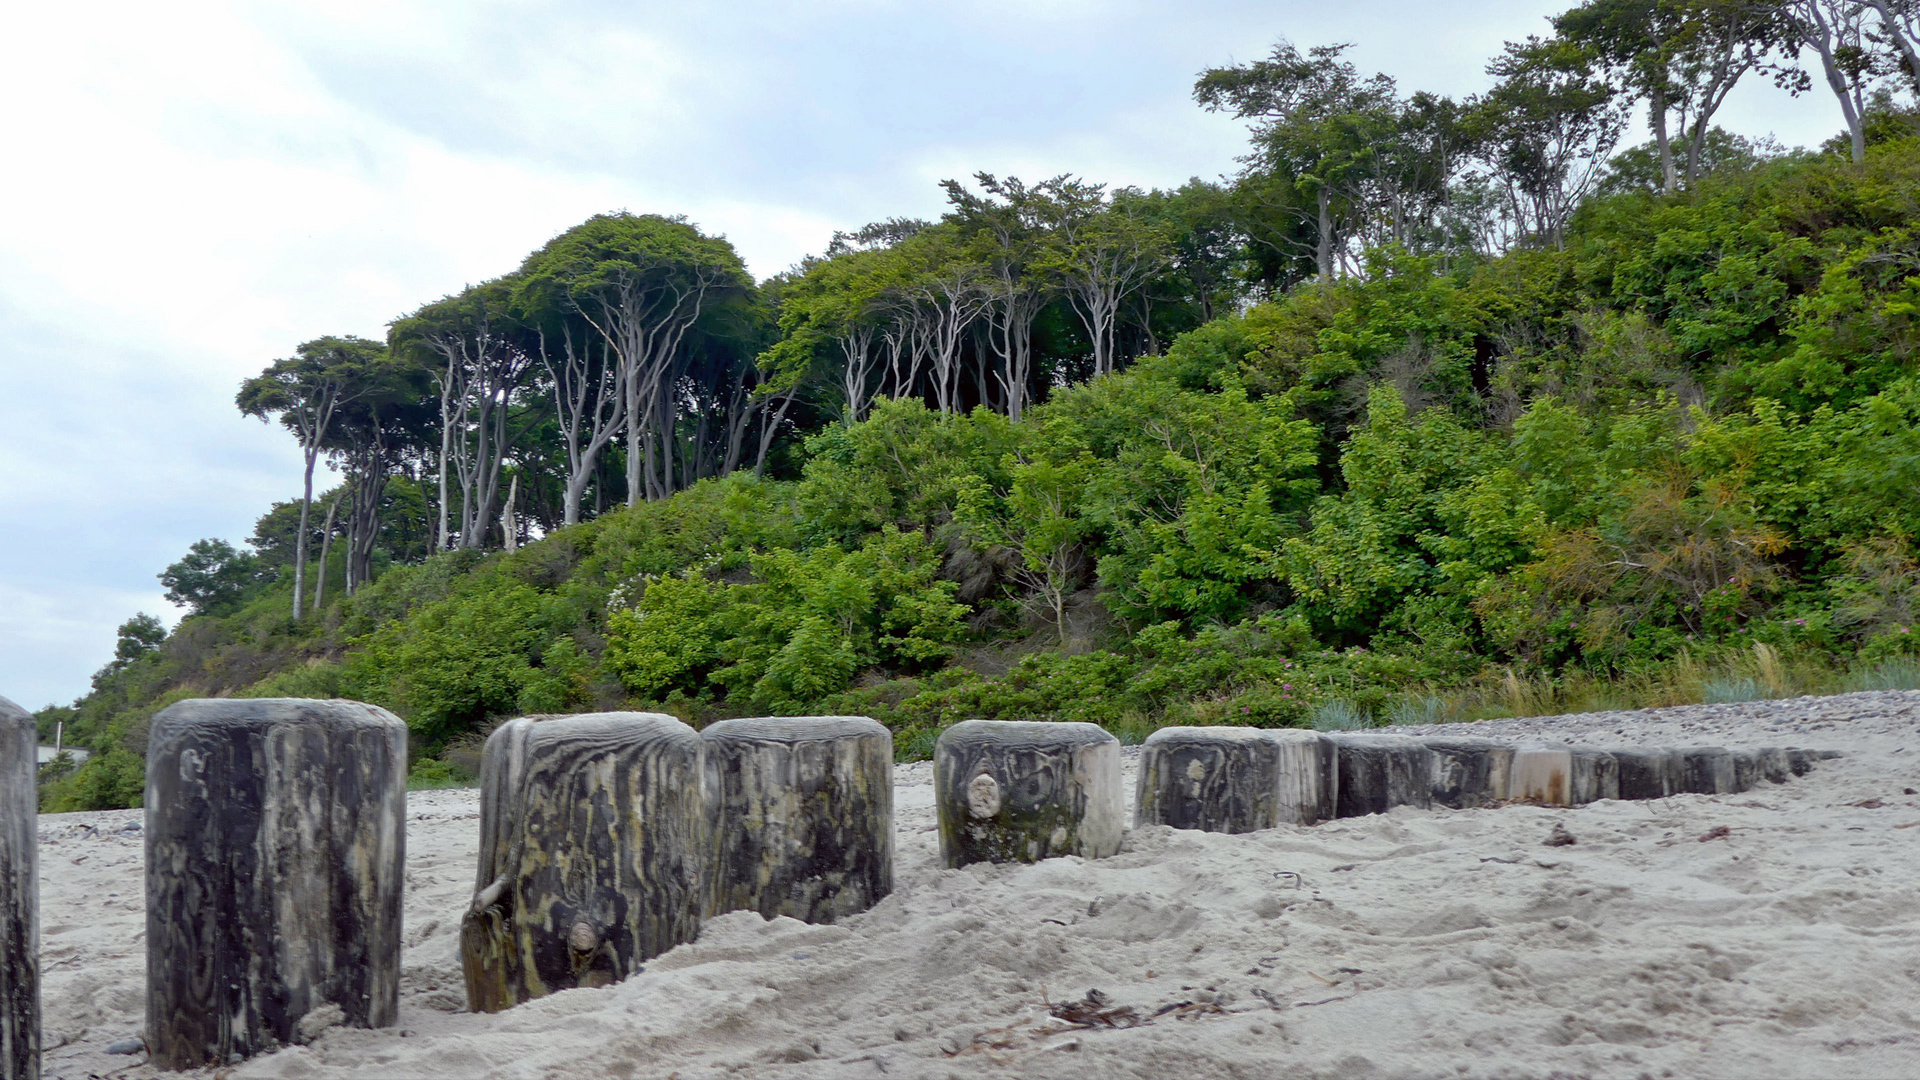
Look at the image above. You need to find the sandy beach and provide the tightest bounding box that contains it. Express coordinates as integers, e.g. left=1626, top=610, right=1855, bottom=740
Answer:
left=33, top=691, right=1920, bottom=1079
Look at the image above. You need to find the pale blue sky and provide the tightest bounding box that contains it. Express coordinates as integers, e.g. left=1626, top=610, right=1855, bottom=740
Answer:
left=0, top=0, right=1846, bottom=709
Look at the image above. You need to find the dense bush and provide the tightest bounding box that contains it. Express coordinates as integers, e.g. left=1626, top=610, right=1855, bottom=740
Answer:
left=45, top=145, right=1920, bottom=809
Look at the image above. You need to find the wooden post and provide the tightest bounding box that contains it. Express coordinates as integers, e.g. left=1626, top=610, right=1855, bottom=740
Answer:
left=1, top=696, right=37, bottom=1080
left=703, top=716, right=893, bottom=925
left=145, top=699, right=406, bottom=1070
left=1135, top=727, right=1334, bottom=833
left=1508, top=746, right=1575, bottom=806
left=1613, top=747, right=1684, bottom=800
left=1678, top=746, right=1737, bottom=794
left=935, top=720, right=1123, bottom=866
left=1328, top=735, right=1432, bottom=818
left=1569, top=748, right=1620, bottom=804
left=1730, top=749, right=1762, bottom=792
left=462, top=712, right=706, bottom=1013
left=1423, top=737, right=1514, bottom=809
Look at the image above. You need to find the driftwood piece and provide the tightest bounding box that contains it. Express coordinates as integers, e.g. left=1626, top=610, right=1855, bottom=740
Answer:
left=461, top=713, right=706, bottom=1014
left=703, top=716, right=893, bottom=924
left=936, top=720, right=1123, bottom=866
left=0, top=696, right=36, bottom=1080
left=1613, top=748, right=1685, bottom=800
left=1424, top=738, right=1514, bottom=809
left=1328, top=735, right=1432, bottom=818
left=1135, top=727, right=1334, bottom=833
left=145, top=699, right=405, bottom=1070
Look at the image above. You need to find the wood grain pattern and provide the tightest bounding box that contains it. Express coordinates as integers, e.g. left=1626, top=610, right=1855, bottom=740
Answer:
left=1424, top=738, right=1514, bottom=809
left=935, top=720, right=1123, bottom=866
left=0, top=696, right=37, bottom=1080
left=1678, top=746, right=1738, bottom=794
left=703, top=717, right=893, bottom=925
left=1329, top=735, right=1433, bottom=818
left=1612, top=748, right=1685, bottom=800
left=1134, top=728, right=1335, bottom=833
left=145, top=698, right=405, bottom=1071
left=461, top=712, right=707, bottom=1013
left=1569, top=748, right=1621, bottom=804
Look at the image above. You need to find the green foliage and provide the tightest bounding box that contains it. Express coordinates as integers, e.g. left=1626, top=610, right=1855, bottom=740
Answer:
left=605, top=526, right=967, bottom=712
left=160, top=539, right=270, bottom=616
left=350, top=583, right=565, bottom=746
left=52, top=144, right=1920, bottom=813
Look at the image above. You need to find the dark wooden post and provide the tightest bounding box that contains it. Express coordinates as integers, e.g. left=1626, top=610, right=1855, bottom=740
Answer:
left=1329, top=735, right=1433, bottom=818
left=703, top=717, right=893, bottom=925
left=461, top=712, right=707, bottom=1013
left=0, top=696, right=37, bottom=1080
left=1613, top=748, right=1684, bottom=800
left=1569, top=748, right=1620, bottom=804
left=1678, top=746, right=1737, bottom=794
left=1135, top=727, right=1335, bottom=833
left=145, top=699, right=405, bottom=1070
left=935, top=720, right=1123, bottom=867
left=1423, top=737, right=1514, bottom=809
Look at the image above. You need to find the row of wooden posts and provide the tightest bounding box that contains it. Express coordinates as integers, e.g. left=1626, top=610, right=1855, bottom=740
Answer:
left=0, top=696, right=1821, bottom=1077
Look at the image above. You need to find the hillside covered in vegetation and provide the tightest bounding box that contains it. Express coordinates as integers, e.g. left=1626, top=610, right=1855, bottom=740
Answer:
left=37, top=4, right=1920, bottom=810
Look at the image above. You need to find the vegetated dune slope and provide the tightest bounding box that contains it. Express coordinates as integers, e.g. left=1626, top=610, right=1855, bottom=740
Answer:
left=35, top=692, right=1920, bottom=1080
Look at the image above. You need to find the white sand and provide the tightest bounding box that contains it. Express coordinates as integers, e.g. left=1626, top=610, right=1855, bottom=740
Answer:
left=34, top=691, right=1920, bottom=1079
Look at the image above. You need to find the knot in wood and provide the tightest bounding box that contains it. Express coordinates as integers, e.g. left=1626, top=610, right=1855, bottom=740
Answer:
left=966, top=772, right=1002, bottom=819
left=569, top=920, right=598, bottom=953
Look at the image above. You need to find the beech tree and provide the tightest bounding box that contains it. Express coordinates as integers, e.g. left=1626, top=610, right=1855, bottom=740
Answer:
left=944, top=174, right=1056, bottom=420
left=1472, top=36, right=1629, bottom=249
left=517, top=214, right=752, bottom=504
left=391, top=279, right=535, bottom=550
left=236, top=335, right=388, bottom=620
left=1785, top=0, right=1882, bottom=162
left=1556, top=0, right=1793, bottom=193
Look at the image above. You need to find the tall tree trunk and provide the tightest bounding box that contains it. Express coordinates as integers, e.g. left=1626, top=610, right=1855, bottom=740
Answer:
left=312, top=492, right=341, bottom=614
left=292, top=445, right=317, bottom=621
left=1650, top=83, right=1677, bottom=195
left=501, top=475, right=519, bottom=552
left=1316, top=187, right=1335, bottom=284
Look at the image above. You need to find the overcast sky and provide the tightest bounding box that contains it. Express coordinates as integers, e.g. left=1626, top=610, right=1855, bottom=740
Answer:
left=0, top=0, right=1849, bottom=711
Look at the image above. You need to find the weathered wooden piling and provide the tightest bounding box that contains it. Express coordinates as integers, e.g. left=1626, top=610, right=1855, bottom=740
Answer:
left=1508, top=746, right=1575, bottom=806
left=1, top=696, right=37, bottom=1080
left=145, top=699, right=405, bottom=1070
left=1613, top=747, right=1685, bottom=800
left=1678, top=746, right=1737, bottom=794
left=703, top=716, right=893, bottom=924
left=1329, top=735, right=1432, bottom=817
left=1135, top=727, right=1335, bottom=833
left=1569, top=748, right=1621, bottom=804
left=936, top=720, right=1123, bottom=866
left=1270, top=729, right=1340, bottom=825
left=1730, top=749, right=1763, bottom=792
left=461, top=712, right=707, bottom=1014
left=1424, top=737, right=1513, bottom=809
